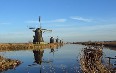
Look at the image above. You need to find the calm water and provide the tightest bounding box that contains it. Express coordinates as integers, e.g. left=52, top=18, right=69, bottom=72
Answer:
left=0, top=44, right=116, bottom=73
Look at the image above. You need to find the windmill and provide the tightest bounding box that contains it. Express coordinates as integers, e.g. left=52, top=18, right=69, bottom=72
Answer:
left=29, top=16, right=52, bottom=44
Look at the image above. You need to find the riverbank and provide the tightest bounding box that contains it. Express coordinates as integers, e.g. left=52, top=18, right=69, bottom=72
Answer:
left=0, top=43, right=63, bottom=72
left=0, top=56, right=21, bottom=72
left=0, top=43, right=63, bottom=52
left=73, top=41, right=116, bottom=48
left=80, top=46, right=112, bottom=73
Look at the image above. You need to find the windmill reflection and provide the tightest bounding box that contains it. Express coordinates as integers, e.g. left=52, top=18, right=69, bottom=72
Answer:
left=51, top=48, right=54, bottom=53
left=33, top=49, right=48, bottom=73
left=33, top=49, right=44, bottom=65
left=33, top=44, right=63, bottom=65
left=32, top=45, right=63, bottom=73
left=49, top=48, right=55, bottom=56
left=33, top=49, right=54, bottom=65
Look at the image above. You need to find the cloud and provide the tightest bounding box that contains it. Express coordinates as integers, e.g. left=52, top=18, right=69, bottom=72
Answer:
left=70, top=16, right=93, bottom=22
left=49, top=19, right=67, bottom=23
left=52, top=23, right=116, bottom=41
left=78, top=24, right=116, bottom=31
left=0, top=31, right=33, bottom=43
left=25, top=19, right=67, bottom=24
left=0, top=22, right=11, bottom=25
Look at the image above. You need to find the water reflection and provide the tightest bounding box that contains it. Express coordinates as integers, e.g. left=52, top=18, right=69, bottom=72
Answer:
left=33, top=49, right=44, bottom=65
left=32, top=46, right=59, bottom=73
left=1, top=44, right=115, bottom=73
left=31, top=45, right=116, bottom=73
left=33, top=47, right=57, bottom=65
left=105, top=46, right=116, bottom=51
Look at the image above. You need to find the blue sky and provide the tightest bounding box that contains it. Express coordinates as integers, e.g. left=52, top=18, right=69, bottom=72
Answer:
left=0, top=0, right=116, bottom=43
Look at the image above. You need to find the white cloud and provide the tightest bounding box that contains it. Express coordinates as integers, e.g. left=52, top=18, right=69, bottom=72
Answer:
left=0, top=22, right=11, bottom=25
left=25, top=19, right=67, bottom=24
left=51, top=23, right=116, bottom=41
left=0, top=31, right=33, bottom=43
left=78, top=24, right=116, bottom=31
left=70, top=16, right=93, bottom=22
left=49, top=19, right=67, bottom=23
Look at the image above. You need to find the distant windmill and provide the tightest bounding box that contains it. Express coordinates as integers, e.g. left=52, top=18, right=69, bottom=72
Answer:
left=29, top=16, right=52, bottom=44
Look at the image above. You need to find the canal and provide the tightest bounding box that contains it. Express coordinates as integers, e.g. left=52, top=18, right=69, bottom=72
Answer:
left=0, top=44, right=116, bottom=73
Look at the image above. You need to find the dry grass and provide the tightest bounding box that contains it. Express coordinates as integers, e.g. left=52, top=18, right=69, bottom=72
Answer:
left=0, top=43, right=63, bottom=52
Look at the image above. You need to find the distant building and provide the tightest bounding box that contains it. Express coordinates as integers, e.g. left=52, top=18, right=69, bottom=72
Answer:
left=50, top=37, right=54, bottom=43
left=60, top=40, right=62, bottom=43
left=56, top=38, right=59, bottom=43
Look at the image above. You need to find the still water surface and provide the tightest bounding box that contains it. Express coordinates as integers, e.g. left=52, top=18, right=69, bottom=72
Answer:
left=0, top=44, right=116, bottom=73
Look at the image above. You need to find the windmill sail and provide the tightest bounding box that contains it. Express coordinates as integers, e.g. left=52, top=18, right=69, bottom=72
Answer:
left=39, top=16, right=41, bottom=22
left=39, top=16, right=41, bottom=28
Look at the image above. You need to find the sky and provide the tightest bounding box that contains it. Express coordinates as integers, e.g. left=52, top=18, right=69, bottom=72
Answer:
left=0, top=0, right=116, bottom=43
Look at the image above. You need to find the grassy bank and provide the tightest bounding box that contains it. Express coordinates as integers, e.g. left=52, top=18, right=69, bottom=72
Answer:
left=0, top=43, right=63, bottom=72
left=73, top=41, right=116, bottom=47
left=0, top=43, right=63, bottom=52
